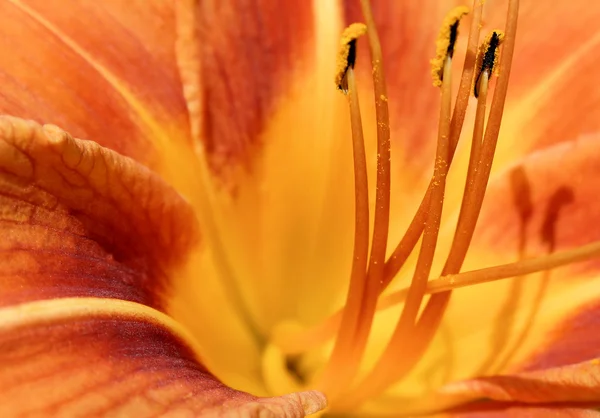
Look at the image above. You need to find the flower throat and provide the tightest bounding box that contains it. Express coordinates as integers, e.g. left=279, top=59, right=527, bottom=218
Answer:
left=268, top=0, right=600, bottom=413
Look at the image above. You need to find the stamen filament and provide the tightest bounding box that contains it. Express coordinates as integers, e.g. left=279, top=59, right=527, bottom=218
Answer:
left=443, top=30, right=515, bottom=280
left=274, top=239, right=600, bottom=355
left=319, top=64, right=370, bottom=394
left=383, top=0, right=484, bottom=287
left=338, top=51, right=455, bottom=408
left=395, top=54, right=453, bottom=340
left=414, top=0, right=521, bottom=385
left=429, top=241, right=600, bottom=293
left=360, top=0, right=391, bottom=290
left=451, top=67, right=491, bottom=268
left=356, top=0, right=392, bottom=335
left=321, top=0, right=393, bottom=399
left=448, top=1, right=484, bottom=155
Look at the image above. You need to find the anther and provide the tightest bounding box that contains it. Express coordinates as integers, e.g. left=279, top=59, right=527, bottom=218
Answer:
left=430, top=6, right=470, bottom=87
left=474, top=31, right=505, bottom=97
left=335, top=23, right=367, bottom=93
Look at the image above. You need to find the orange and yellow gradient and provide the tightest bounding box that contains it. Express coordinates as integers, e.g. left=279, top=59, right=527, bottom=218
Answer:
left=0, top=0, right=600, bottom=416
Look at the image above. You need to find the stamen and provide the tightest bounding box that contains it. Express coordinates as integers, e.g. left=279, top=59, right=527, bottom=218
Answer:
left=338, top=7, right=468, bottom=407
left=452, top=32, right=504, bottom=275
left=335, top=23, right=368, bottom=92
left=318, top=23, right=370, bottom=396
left=429, top=241, right=600, bottom=293
left=474, top=31, right=505, bottom=97
left=320, top=0, right=394, bottom=400
left=274, top=239, right=600, bottom=355
left=392, top=8, right=472, bottom=335
left=359, top=0, right=392, bottom=326
left=431, top=6, right=470, bottom=87
left=279, top=0, right=485, bottom=379
left=448, top=1, right=485, bottom=154
left=272, top=0, right=599, bottom=413
left=383, top=0, right=483, bottom=287
left=385, top=240, right=600, bottom=312
left=414, top=0, right=521, bottom=390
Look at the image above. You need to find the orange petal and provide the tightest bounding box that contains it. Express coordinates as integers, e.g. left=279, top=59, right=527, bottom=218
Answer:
left=410, top=347, right=600, bottom=415
left=446, top=404, right=599, bottom=417
left=517, top=298, right=600, bottom=373
left=456, top=134, right=600, bottom=371
left=0, top=116, right=328, bottom=414
left=439, top=359, right=600, bottom=405
left=0, top=0, right=192, bottom=168
left=0, top=115, right=198, bottom=310
left=472, top=133, right=600, bottom=278
left=503, top=30, right=600, bottom=153
left=180, top=0, right=318, bottom=171
left=483, top=0, right=600, bottom=169
left=0, top=298, right=326, bottom=417
left=483, top=0, right=600, bottom=101
left=174, top=0, right=358, bottom=332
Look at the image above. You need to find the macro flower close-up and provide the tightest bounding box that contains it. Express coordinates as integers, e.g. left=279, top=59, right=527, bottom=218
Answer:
left=1, top=0, right=600, bottom=416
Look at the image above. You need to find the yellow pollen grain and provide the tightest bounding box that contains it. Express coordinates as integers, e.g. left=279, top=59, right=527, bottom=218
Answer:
left=473, top=30, right=505, bottom=96
left=430, top=6, right=470, bottom=87
left=335, top=23, right=367, bottom=92
left=476, top=30, right=506, bottom=76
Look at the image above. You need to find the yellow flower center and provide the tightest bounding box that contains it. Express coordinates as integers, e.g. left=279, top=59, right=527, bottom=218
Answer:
left=166, top=0, right=600, bottom=415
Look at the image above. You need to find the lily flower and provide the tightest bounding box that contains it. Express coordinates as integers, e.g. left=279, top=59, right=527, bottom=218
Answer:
left=0, top=0, right=599, bottom=417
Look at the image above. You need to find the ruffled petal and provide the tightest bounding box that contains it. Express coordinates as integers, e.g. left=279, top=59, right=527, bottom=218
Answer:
left=372, top=355, right=600, bottom=416
left=0, top=116, right=327, bottom=414
left=0, top=115, right=198, bottom=310
left=0, top=0, right=192, bottom=168
left=439, top=359, right=600, bottom=406
left=0, top=298, right=326, bottom=417
left=447, top=405, right=599, bottom=418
